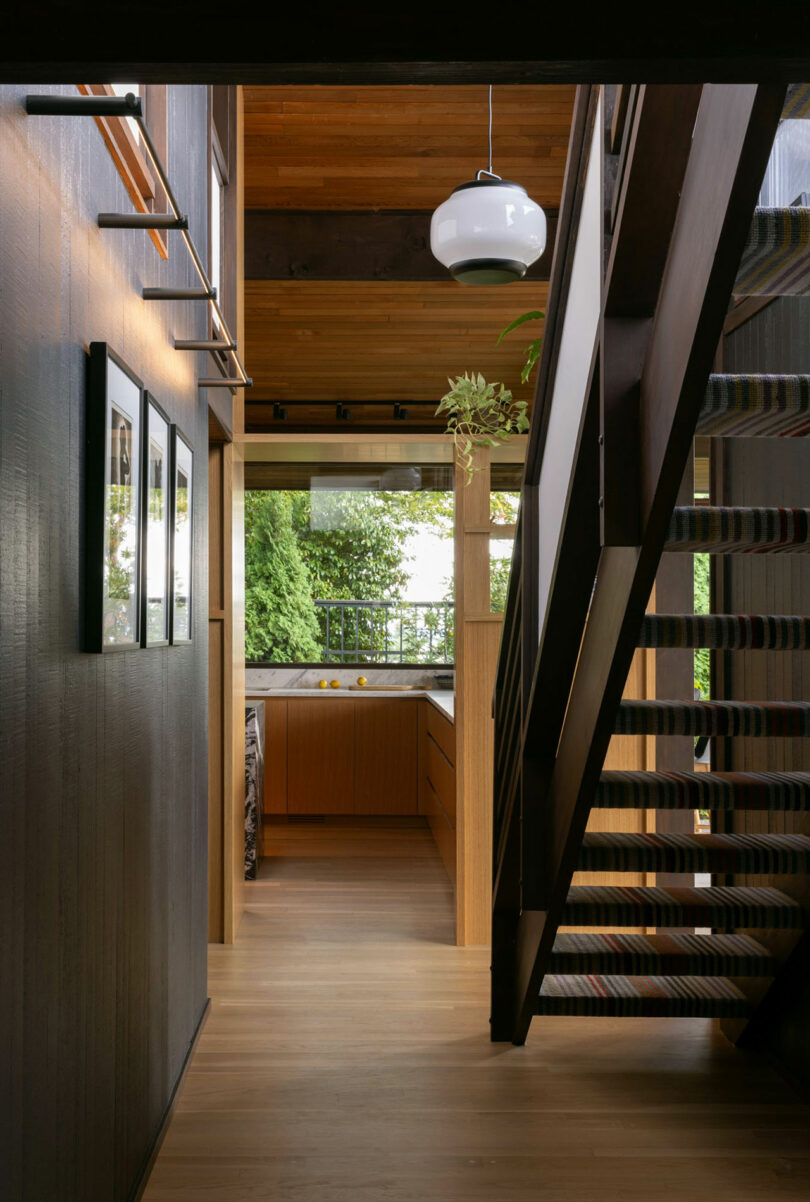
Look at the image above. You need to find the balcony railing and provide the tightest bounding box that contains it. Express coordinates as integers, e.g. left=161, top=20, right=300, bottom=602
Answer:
left=314, top=600, right=454, bottom=664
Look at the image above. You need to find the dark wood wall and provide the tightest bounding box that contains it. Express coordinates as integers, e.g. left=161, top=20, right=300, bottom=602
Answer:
left=722, top=296, right=810, bottom=1083
left=0, top=85, right=211, bottom=1200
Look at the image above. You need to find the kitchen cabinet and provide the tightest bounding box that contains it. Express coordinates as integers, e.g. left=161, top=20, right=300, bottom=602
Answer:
left=251, top=696, right=420, bottom=816
left=419, top=701, right=456, bottom=883
left=287, top=700, right=355, bottom=814
left=354, top=699, right=418, bottom=814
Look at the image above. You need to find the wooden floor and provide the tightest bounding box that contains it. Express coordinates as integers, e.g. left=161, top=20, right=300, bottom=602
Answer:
left=143, top=820, right=810, bottom=1201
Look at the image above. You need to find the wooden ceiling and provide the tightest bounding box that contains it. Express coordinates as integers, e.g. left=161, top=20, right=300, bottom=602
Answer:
left=242, top=86, right=576, bottom=432
left=244, top=85, right=575, bottom=211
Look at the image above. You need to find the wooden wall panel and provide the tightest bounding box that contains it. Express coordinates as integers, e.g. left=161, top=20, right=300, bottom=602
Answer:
left=245, top=280, right=547, bottom=407
left=244, top=85, right=576, bottom=211
left=0, top=84, right=210, bottom=1202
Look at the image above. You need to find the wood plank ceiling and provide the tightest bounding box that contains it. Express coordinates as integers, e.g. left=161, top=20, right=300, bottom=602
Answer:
left=243, top=85, right=576, bottom=433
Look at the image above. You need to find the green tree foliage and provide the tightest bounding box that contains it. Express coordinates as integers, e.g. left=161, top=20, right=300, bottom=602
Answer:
left=245, top=488, right=456, bottom=663
left=490, top=555, right=511, bottom=613
left=694, top=552, right=711, bottom=698
left=289, top=491, right=412, bottom=602
left=244, top=491, right=321, bottom=662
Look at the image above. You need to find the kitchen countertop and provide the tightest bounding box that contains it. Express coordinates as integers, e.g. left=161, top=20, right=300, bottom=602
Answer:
left=245, top=687, right=454, bottom=722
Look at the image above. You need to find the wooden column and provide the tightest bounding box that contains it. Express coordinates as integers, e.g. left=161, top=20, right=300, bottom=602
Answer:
left=208, top=439, right=246, bottom=943
left=454, top=446, right=502, bottom=945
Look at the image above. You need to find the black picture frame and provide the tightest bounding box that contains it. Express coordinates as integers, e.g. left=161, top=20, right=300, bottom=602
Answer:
left=86, top=342, right=144, bottom=653
left=169, top=425, right=194, bottom=645
left=141, top=394, right=171, bottom=647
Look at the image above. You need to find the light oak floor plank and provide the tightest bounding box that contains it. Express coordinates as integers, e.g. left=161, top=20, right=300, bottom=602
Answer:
left=143, top=822, right=810, bottom=1202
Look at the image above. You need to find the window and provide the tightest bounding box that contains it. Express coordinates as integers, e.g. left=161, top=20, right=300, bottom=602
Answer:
left=78, top=83, right=169, bottom=258
left=209, top=86, right=237, bottom=340
left=245, top=464, right=455, bottom=666
left=759, top=119, right=810, bottom=208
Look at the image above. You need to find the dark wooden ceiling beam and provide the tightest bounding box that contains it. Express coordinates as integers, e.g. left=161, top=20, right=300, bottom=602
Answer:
left=245, top=210, right=557, bottom=282
left=6, top=4, right=810, bottom=82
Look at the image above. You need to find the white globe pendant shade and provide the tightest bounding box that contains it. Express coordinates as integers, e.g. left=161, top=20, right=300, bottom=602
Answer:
left=430, top=178, right=547, bottom=285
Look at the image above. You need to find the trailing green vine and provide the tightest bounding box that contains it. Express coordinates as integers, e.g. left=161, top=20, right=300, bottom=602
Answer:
left=497, top=309, right=545, bottom=383
left=435, top=372, right=529, bottom=483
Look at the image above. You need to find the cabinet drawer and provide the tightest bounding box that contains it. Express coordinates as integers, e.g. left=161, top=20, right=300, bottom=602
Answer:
left=426, top=702, right=455, bottom=766
left=426, top=732, right=455, bottom=825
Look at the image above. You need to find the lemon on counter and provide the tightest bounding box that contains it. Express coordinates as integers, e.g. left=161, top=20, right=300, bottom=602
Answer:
left=318, top=679, right=328, bottom=689
left=356, top=676, right=367, bottom=686
left=330, top=679, right=341, bottom=689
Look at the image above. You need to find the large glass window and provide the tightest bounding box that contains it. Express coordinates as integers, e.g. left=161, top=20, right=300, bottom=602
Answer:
left=245, top=464, right=454, bottom=666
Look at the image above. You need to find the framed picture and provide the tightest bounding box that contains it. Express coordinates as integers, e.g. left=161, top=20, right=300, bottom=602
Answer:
left=170, top=426, right=193, bottom=644
left=86, top=343, right=143, bottom=652
left=141, top=395, right=171, bottom=647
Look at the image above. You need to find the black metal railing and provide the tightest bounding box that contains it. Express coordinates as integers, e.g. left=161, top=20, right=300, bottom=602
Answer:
left=314, top=600, right=454, bottom=664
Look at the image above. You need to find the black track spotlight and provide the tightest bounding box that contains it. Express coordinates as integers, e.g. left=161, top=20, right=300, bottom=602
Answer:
left=273, top=403, right=288, bottom=420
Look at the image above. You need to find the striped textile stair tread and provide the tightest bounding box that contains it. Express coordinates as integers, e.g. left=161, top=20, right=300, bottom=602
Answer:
left=549, top=932, right=773, bottom=977
left=782, top=84, right=810, bottom=120
left=698, top=374, right=810, bottom=437
left=536, top=975, right=751, bottom=1017
left=595, top=770, right=810, bottom=810
left=638, top=614, right=810, bottom=649
left=734, top=207, right=810, bottom=297
left=578, top=831, right=810, bottom=874
left=615, top=699, right=810, bottom=736
left=665, top=506, right=810, bottom=554
left=562, top=885, right=803, bottom=929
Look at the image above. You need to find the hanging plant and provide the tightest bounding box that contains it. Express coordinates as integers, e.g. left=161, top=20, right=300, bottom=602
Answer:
left=497, top=309, right=545, bottom=383
left=436, top=372, right=529, bottom=483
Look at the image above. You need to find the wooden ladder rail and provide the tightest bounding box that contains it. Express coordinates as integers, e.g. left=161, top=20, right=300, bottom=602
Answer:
left=490, top=82, right=786, bottom=1045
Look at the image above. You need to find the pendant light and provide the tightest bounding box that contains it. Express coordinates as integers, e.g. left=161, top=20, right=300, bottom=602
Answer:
left=430, top=85, right=547, bottom=285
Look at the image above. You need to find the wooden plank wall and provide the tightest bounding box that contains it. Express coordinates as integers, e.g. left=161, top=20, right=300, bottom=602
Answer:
left=208, top=441, right=246, bottom=943
left=721, top=296, right=810, bottom=1076
left=454, top=448, right=502, bottom=945
left=0, top=84, right=211, bottom=1201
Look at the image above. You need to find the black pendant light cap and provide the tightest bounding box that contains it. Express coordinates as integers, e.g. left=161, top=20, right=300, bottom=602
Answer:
left=450, top=258, right=528, bottom=285
left=451, top=178, right=524, bottom=195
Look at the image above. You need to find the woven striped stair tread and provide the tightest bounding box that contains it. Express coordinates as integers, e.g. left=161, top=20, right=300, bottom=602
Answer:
left=782, top=84, right=810, bottom=120
left=638, top=614, right=810, bottom=649
left=734, top=207, right=810, bottom=297
left=537, top=975, right=750, bottom=1017
left=698, top=374, right=810, bottom=437
left=562, top=885, right=803, bottom=928
left=665, top=507, right=810, bottom=554
left=595, top=769, right=810, bottom=810
left=549, top=932, right=773, bottom=977
left=615, top=699, right=810, bottom=736
left=578, top=831, right=810, bottom=873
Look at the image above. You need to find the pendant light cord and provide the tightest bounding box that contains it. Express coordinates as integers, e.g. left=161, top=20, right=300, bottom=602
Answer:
left=476, top=83, right=501, bottom=181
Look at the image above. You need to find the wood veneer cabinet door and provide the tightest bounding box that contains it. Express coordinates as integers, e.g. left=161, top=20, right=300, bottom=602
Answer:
left=355, top=699, right=418, bottom=814
left=287, top=700, right=355, bottom=813
left=265, top=698, right=288, bottom=813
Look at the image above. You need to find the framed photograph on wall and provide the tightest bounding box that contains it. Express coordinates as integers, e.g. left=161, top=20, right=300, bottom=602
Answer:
left=170, top=426, right=193, bottom=644
left=141, top=395, right=171, bottom=647
left=86, top=343, right=143, bottom=652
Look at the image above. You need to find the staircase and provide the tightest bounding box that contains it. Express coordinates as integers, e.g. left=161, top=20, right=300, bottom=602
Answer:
left=491, top=82, right=810, bottom=1045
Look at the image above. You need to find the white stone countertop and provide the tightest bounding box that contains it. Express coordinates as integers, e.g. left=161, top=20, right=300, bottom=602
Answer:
left=245, top=687, right=454, bottom=722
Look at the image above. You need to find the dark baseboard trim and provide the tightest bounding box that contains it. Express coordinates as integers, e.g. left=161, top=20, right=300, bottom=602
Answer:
left=127, top=997, right=212, bottom=1202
